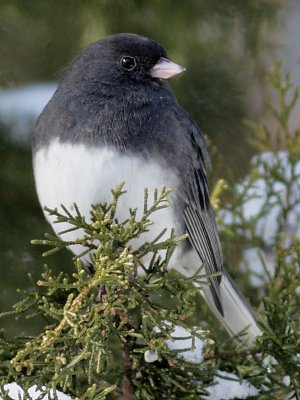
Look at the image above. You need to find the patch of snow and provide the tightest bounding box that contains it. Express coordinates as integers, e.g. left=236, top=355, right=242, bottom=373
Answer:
left=165, top=324, right=205, bottom=364
left=144, top=349, right=159, bottom=363
left=221, top=151, right=300, bottom=286
left=1, top=383, right=72, bottom=400
left=154, top=322, right=205, bottom=364
left=205, top=371, right=258, bottom=399
left=0, top=83, right=56, bottom=143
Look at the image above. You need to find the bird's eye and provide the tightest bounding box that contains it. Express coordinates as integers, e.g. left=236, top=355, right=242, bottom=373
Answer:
left=121, top=56, right=136, bottom=71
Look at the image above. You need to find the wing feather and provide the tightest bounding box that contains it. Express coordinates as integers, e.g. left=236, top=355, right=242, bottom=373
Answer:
left=184, top=205, right=224, bottom=314
left=182, top=122, right=225, bottom=315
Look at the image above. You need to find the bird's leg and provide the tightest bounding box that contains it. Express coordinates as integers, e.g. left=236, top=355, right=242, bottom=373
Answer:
left=85, top=262, right=107, bottom=302
left=96, top=284, right=107, bottom=302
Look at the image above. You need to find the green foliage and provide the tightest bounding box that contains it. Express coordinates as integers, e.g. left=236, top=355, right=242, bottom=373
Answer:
left=0, top=186, right=215, bottom=399
left=245, top=61, right=300, bottom=152
left=217, top=62, right=300, bottom=398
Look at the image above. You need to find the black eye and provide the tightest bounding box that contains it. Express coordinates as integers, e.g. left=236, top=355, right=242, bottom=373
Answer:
left=121, top=56, right=136, bottom=71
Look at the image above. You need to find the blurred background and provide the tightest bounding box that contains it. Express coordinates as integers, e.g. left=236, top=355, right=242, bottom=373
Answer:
left=0, top=0, right=299, bottom=334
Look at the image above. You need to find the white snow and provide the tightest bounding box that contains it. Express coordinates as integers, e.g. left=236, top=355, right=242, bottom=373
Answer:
left=164, top=325, right=258, bottom=398
left=0, top=383, right=71, bottom=400
left=205, top=371, right=258, bottom=399
left=221, top=151, right=300, bottom=286
left=144, top=349, right=159, bottom=363
left=0, top=83, right=56, bottom=142
left=2, top=372, right=259, bottom=400
left=165, top=324, right=205, bottom=364
left=1, top=328, right=259, bottom=400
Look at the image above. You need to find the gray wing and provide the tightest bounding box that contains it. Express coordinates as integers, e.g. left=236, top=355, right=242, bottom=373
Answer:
left=183, top=121, right=225, bottom=315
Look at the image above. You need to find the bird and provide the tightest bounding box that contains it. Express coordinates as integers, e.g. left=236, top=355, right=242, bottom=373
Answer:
left=32, top=33, right=261, bottom=345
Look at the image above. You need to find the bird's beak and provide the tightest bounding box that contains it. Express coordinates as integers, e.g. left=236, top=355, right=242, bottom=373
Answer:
left=150, top=57, right=186, bottom=80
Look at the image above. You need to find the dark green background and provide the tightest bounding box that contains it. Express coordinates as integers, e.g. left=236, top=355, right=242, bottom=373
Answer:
left=0, top=0, right=295, bottom=334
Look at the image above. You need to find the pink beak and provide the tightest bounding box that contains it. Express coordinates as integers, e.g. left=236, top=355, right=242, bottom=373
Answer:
left=150, top=57, right=185, bottom=80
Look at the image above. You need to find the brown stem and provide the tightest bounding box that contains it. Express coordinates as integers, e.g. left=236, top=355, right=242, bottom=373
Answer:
left=121, top=341, right=134, bottom=400
left=203, top=348, right=261, bottom=361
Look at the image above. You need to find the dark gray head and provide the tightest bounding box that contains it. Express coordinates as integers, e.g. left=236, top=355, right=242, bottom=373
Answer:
left=33, top=33, right=185, bottom=150
left=61, top=33, right=184, bottom=90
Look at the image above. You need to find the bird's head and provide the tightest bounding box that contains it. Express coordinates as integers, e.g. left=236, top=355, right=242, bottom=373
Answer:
left=61, top=33, right=185, bottom=93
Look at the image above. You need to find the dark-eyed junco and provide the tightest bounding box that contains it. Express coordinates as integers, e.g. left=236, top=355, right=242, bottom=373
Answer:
left=32, top=33, right=261, bottom=344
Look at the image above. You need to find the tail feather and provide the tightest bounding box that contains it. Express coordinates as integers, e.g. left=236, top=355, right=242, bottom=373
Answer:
left=202, top=271, right=262, bottom=345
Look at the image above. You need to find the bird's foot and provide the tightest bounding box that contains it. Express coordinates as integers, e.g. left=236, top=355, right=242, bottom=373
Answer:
left=96, top=284, right=107, bottom=302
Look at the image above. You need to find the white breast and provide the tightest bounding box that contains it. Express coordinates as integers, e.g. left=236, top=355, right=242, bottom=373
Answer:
left=33, top=139, right=182, bottom=265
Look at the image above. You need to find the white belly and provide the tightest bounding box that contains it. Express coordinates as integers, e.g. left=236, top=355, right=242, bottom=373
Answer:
left=33, top=139, right=184, bottom=266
